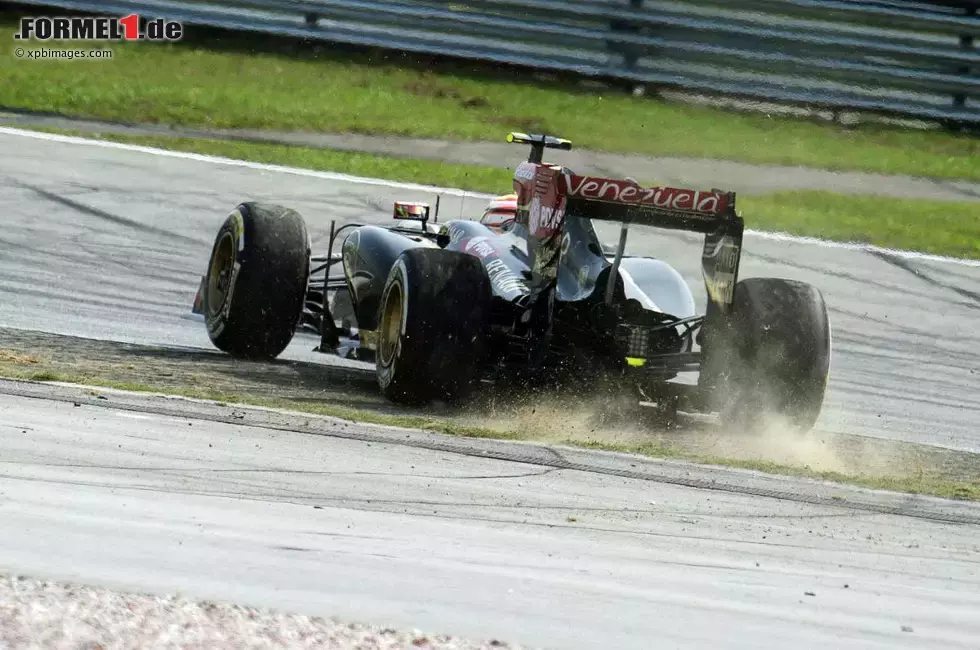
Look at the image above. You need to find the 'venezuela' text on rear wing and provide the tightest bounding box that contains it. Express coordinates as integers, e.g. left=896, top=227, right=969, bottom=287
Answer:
left=560, top=174, right=737, bottom=233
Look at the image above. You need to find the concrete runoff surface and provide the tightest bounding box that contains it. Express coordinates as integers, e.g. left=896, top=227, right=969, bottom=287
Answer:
left=0, top=128, right=978, bottom=452
left=1, top=382, right=980, bottom=650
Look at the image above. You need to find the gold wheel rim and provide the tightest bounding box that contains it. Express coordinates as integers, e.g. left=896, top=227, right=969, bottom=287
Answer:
left=379, top=283, right=403, bottom=366
left=207, top=232, right=235, bottom=318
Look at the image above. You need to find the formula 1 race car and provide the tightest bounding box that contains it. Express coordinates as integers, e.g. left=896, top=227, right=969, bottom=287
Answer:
left=194, top=133, right=831, bottom=431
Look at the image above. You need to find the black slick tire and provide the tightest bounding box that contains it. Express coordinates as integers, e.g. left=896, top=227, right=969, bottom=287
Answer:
left=202, top=202, right=310, bottom=359
left=376, top=248, right=492, bottom=404
left=708, top=278, right=831, bottom=432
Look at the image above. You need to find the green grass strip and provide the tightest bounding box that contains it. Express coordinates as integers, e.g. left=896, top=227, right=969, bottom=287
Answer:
left=2, top=20, right=978, bottom=181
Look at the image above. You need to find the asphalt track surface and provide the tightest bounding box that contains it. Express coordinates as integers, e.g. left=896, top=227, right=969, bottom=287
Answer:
left=2, top=381, right=980, bottom=649
left=1, top=128, right=980, bottom=647
left=1, top=128, right=978, bottom=451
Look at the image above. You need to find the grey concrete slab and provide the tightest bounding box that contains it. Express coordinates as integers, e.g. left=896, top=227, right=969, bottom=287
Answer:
left=1, top=389, right=979, bottom=649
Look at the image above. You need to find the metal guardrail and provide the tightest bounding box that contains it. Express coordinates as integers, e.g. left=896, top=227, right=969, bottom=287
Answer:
left=10, top=0, right=980, bottom=126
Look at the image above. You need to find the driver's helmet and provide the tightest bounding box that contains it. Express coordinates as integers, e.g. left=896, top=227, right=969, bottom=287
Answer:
left=479, top=193, right=518, bottom=232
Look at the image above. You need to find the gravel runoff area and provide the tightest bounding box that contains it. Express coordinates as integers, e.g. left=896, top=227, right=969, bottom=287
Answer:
left=0, top=573, right=521, bottom=650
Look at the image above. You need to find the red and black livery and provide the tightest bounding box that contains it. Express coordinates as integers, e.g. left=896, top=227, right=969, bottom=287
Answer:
left=194, top=133, right=831, bottom=431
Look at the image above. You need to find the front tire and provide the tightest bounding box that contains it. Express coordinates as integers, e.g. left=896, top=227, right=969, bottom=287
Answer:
left=706, top=278, right=831, bottom=432
left=376, top=248, right=492, bottom=404
left=202, top=202, right=310, bottom=359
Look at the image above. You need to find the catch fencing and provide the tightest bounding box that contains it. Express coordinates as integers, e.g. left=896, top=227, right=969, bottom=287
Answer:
left=10, top=0, right=980, bottom=126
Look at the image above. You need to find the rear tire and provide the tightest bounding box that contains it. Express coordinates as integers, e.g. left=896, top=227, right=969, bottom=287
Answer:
left=202, top=202, right=310, bottom=359
left=376, top=248, right=492, bottom=404
left=706, top=278, right=831, bottom=432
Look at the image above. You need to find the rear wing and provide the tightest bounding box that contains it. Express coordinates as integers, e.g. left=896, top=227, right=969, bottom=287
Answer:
left=561, top=174, right=736, bottom=232
left=559, top=174, right=744, bottom=312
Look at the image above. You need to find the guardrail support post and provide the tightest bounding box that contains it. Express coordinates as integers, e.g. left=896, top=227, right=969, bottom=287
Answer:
left=953, top=6, right=975, bottom=109
left=608, top=0, right=646, bottom=95
left=304, top=12, right=319, bottom=27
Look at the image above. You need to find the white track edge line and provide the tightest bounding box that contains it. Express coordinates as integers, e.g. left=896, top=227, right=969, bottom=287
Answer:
left=742, top=230, right=980, bottom=267
left=3, top=126, right=978, bottom=268
left=0, top=126, right=489, bottom=198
